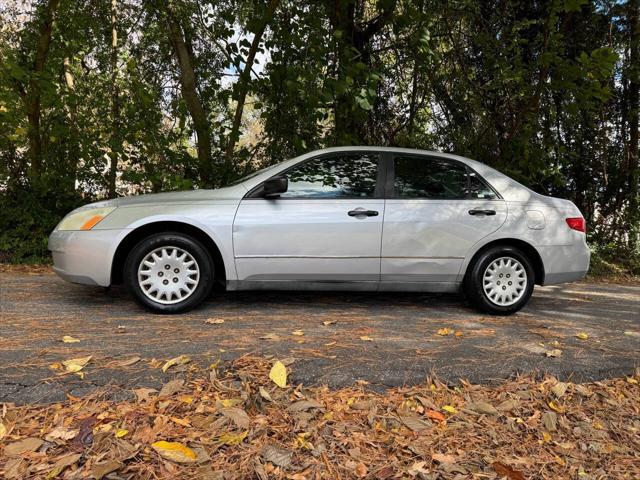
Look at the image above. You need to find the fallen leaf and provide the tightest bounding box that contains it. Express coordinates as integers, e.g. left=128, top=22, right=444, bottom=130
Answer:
left=269, top=360, right=287, bottom=388
left=220, top=407, right=250, bottom=429
left=497, top=399, right=520, bottom=412
left=159, top=379, right=184, bottom=397
left=261, top=444, right=293, bottom=468
left=134, top=387, right=157, bottom=403
left=432, top=453, right=457, bottom=464
left=492, top=461, right=525, bottom=480
left=546, top=349, right=562, bottom=357
left=426, top=410, right=446, bottom=422
left=47, top=453, right=81, bottom=478
left=113, top=356, right=141, bottom=367
left=205, top=318, right=225, bottom=324
left=152, top=441, right=197, bottom=463
left=162, top=355, right=191, bottom=372
left=62, top=335, right=80, bottom=343
left=408, top=461, right=429, bottom=476
left=437, top=327, right=452, bottom=336
left=287, top=399, right=323, bottom=412
left=71, top=416, right=96, bottom=448
left=92, top=460, right=122, bottom=480
left=291, top=330, right=304, bottom=336
left=359, top=335, right=373, bottom=341
left=62, top=355, right=91, bottom=373
left=442, top=405, right=457, bottom=414
left=217, top=430, right=248, bottom=445
left=260, top=333, right=280, bottom=340
left=355, top=462, right=368, bottom=478
left=547, top=400, right=566, bottom=413
left=454, top=330, right=463, bottom=337
left=170, top=416, right=191, bottom=427
left=4, top=437, right=43, bottom=456
left=259, top=387, right=272, bottom=401
left=467, top=401, right=499, bottom=415
left=542, top=411, right=557, bottom=431
left=623, top=330, right=640, bottom=337
left=401, top=416, right=430, bottom=432
left=551, top=382, right=568, bottom=398
left=576, top=332, right=589, bottom=340
left=322, top=320, right=336, bottom=326
left=115, top=429, right=129, bottom=438
left=45, top=426, right=78, bottom=441
left=0, top=422, right=6, bottom=439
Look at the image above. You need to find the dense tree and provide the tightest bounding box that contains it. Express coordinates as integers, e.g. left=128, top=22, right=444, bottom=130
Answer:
left=0, top=0, right=638, bottom=270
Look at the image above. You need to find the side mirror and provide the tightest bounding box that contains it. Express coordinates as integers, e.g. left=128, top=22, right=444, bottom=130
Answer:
left=263, top=175, right=288, bottom=197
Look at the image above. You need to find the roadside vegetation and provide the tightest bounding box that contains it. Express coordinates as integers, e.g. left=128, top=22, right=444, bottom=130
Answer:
left=1, top=0, right=639, bottom=267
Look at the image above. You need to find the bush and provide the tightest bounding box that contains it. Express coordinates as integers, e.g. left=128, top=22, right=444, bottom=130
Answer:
left=0, top=188, right=83, bottom=263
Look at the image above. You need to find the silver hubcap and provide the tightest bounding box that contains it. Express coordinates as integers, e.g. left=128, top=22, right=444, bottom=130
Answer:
left=482, top=256, right=527, bottom=306
left=137, top=246, right=200, bottom=305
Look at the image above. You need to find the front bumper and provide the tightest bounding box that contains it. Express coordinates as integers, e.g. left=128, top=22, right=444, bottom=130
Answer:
left=48, top=229, right=124, bottom=287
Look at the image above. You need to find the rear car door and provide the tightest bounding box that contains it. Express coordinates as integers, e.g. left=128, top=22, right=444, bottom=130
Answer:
left=233, top=152, right=385, bottom=288
left=381, top=153, right=507, bottom=287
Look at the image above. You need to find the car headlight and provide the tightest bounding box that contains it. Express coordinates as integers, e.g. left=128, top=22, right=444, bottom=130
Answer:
left=57, top=207, right=116, bottom=231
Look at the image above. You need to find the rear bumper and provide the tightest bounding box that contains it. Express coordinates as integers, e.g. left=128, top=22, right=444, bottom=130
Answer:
left=48, top=229, right=123, bottom=287
left=538, top=242, right=590, bottom=285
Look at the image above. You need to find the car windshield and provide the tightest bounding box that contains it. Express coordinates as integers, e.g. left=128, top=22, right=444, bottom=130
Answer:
left=227, top=163, right=282, bottom=187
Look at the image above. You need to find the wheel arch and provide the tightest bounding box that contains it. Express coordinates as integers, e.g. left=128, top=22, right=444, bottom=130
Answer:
left=110, top=221, right=227, bottom=286
left=462, top=238, right=545, bottom=285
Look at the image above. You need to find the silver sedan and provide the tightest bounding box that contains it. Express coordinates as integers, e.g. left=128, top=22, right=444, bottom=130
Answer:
left=49, top=147, right=590, bottom=315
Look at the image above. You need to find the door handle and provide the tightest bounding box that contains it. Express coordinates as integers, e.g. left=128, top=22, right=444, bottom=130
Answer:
left=468, top=209, right=496, bottom=216
left=348, top=209, right=379, bottom=217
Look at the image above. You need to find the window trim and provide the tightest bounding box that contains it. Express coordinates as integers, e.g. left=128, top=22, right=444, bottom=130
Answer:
left=244, top=152, right=386, bottom=200
left=384, top=153, right=503, bottom=200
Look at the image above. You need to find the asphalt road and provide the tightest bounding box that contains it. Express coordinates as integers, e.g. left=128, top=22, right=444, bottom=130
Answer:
left=0, top=269, right=638, bottom=404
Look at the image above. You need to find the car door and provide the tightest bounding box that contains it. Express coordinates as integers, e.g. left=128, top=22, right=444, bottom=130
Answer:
left=233, top=151, right=385, bottom=289
left=381, top=153, right=507, bottom=287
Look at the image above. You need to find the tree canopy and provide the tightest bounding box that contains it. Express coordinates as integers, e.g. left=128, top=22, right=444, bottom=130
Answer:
left=0, top=0, right=638, bottom=269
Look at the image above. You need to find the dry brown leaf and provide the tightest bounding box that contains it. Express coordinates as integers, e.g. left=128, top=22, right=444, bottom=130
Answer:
left=261, top=444, right=293, bottom=468
left=4, top=437, right=43, bottom=456
left=400, top=416, right=430, bottom=432
left=467, top=401, right=499, bottom=415
left=220, top=407, right=250, bottom=429
left=492, top=461, right=526, bottom=480
left=159, top=379, right=184, bottom=397
left=47, top=453, right=81, bottom=478
left=91, top=460, right=122, bottom=480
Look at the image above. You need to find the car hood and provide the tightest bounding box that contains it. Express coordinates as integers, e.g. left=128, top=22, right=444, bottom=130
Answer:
left=84, top=185, right=247, bottom=209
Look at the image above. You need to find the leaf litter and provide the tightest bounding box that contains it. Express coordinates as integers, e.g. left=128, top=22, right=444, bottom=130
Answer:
left=0, top=356, right=638, bottom=479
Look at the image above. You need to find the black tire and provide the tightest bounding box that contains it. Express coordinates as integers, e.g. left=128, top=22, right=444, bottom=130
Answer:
left=124, top=232, right=214, bottom=313
left=463, top=245, right=535, bottom=315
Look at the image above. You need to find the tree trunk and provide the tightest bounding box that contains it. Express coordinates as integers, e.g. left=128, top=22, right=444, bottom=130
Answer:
left=164, top=1, right=213, bottom=187
left=223, top=0, right=280, bottom=182
left=107, top=0, right=120, bottom=198
left=627, top=0, right=639, bottom=249
left=325, top=0, right=396, bottom=145
left=62, top=57, right=79, bottom=193
left=22, top=0, right=60, bottom=183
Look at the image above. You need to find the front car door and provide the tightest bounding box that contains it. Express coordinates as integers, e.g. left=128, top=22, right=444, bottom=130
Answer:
left=381, top=153, right=507, bottom=291
left=232, top=152, right=385, bottom=290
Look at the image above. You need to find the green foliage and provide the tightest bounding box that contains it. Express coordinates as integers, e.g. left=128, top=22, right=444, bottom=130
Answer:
left=0, top=0, right=638, bottom=264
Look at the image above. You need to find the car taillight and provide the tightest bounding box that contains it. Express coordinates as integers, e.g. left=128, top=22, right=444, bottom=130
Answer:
left=566, top=217, right=586, bottom=233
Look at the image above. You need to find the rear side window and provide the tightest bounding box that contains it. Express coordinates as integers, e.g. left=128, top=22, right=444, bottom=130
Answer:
left=393, top=156, right=496, bottom=199
left=280, top=153, right=379, bottom=199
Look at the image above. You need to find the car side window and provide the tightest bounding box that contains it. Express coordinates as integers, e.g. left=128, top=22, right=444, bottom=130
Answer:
left=393, top=156, right=496, bottom=200
left=279, top=153, right=379, bottom=199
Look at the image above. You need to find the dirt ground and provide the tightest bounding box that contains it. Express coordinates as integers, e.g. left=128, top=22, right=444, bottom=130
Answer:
left=0, top=269, right=638, bottom=404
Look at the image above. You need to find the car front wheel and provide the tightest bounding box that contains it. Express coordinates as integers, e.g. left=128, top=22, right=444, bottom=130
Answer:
left=464, top=245, right=535, bottom=315
left=124, top=232, right=214, bottom=313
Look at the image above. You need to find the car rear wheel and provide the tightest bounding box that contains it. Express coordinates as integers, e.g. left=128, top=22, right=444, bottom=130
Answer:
left=464, top=245, right=535, bottom=315
left=125, top=232, right=214, bottom=313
